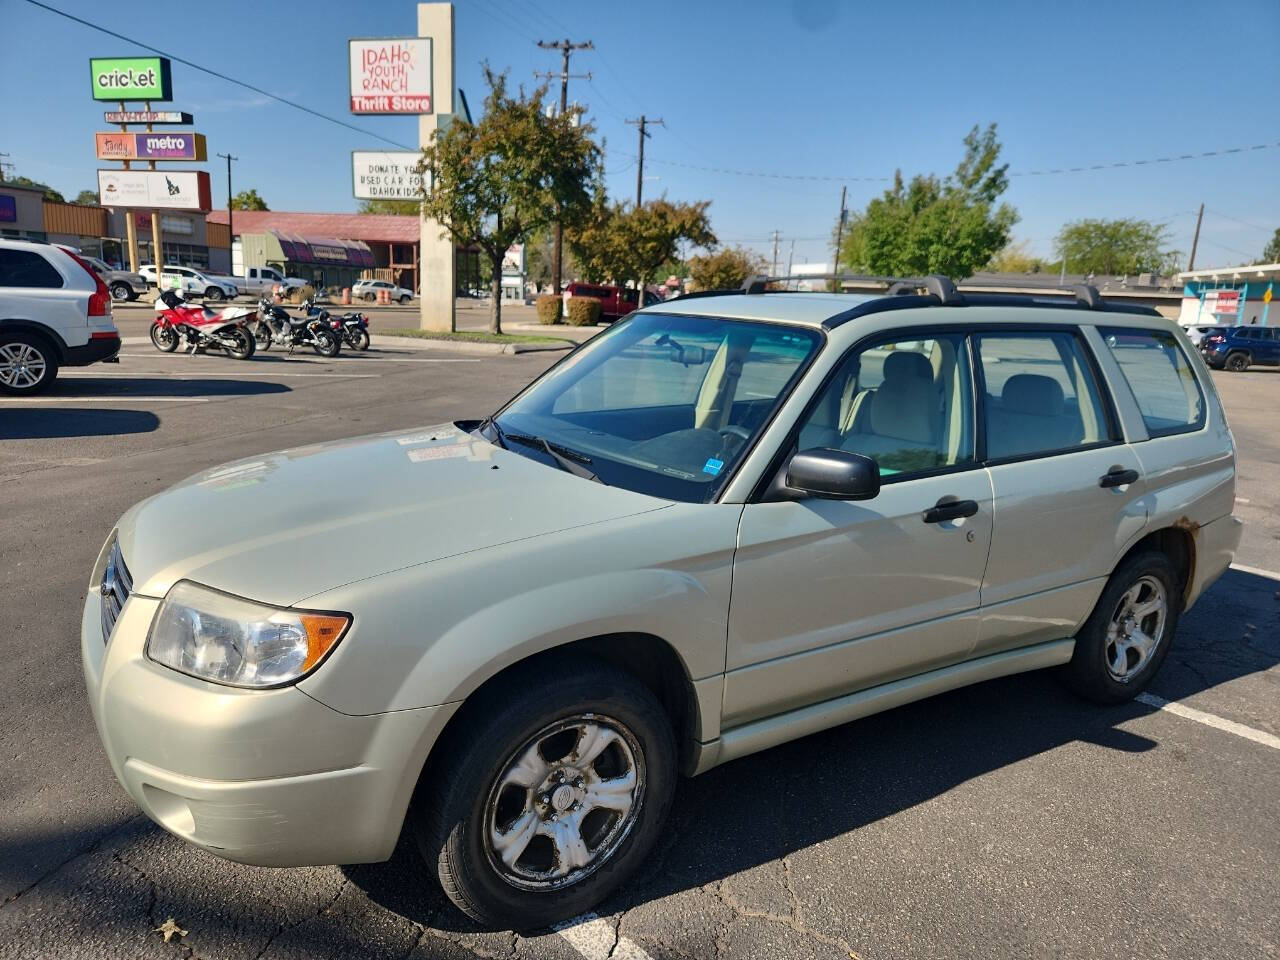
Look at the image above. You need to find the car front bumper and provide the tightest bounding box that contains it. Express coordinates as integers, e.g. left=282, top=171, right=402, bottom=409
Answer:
left=81, top=583, right=456, bottom=867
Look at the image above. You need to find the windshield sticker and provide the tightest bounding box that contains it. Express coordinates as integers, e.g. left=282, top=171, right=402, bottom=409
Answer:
left=702, top=458, right=724, bottom=476
left=660, top=466, right=698, bottom=480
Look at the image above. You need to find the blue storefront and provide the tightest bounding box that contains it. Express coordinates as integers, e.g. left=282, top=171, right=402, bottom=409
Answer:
left=1176, top=263, right=1278, bottom=328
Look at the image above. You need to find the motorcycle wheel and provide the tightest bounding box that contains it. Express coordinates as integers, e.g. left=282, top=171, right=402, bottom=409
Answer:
left=313, top=330, right=341, bottom=358
left=225, top=328, right=256, bottom=361
left=351, top=329, right=371, bottom=351
left=150, top=322, right=179, bottom=353
left=254, top=321, right=273, bottom=351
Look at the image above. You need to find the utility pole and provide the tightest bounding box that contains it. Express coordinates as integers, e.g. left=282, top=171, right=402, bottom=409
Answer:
left=625, top=115, right=664, bottom=207
left=217, top=153, right=237, bottom=275
left=832, top=185, right=847, bottom=291
left=771, top=230, right=781, bottom=276
left=0, top=152, right=12, bottom=181
left=536, top=38, right=593, bottom=303
left=1187, top=202, right=1205, bottom=271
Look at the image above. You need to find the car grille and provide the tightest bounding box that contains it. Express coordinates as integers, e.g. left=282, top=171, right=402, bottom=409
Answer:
left=100, top=537, right=133, bottom=643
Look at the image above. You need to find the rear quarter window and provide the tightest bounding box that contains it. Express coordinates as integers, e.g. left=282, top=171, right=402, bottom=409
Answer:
left=1101, top=328, right=1205, bottom=437
left=0, top=249, right=65, bottom=288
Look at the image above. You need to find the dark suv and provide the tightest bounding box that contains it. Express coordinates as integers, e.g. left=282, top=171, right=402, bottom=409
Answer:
left=1200, top=325, right=1280, bottom=371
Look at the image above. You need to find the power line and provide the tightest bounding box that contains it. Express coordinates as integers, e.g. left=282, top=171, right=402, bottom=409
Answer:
left=22, top=0, right=415, bottom=151
left=1205, top=208, right=1275, bottom=234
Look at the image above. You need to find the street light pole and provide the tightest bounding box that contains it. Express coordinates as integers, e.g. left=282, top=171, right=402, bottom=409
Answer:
left=217, top=153, right=238, bottom=275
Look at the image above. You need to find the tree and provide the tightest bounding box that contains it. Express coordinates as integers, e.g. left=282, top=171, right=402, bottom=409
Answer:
left=568, top=196, right=715, bottom=291
left=1262, top=228, right=1280, bottom=264
left=419, top=69, right=600, bottom=334
left=73, top=189, right=100, bottom=206
left=358, top=198, right=421, bottom=215
left=1053, top=218, right=1179, bottom=275
left=688, top=246, right=767, bottom=290
left=230, top=189, right=269, bottom=211
left=837, top=124, right=1018, bottom=280
left=6, top=175, right=64, bottom=203
left=988, top=239, right=1046, bottom=274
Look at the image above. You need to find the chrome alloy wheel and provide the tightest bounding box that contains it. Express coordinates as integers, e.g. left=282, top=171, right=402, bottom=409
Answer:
left=484, top=715, right=645, bottom=890
left=1105, top=575, right=1167, bottom=682
left=0, top=342, right=47, bottom=389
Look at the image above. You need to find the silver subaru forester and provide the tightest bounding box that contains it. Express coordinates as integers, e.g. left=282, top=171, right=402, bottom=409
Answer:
left=83, top=277, right=1241, bottom=928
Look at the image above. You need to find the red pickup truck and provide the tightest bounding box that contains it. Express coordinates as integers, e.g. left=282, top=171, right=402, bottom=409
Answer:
left=564, top=283, right=662, bottom=322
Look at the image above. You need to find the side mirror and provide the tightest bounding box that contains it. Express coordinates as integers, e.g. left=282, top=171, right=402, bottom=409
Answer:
left=786, top=448, right=880, bottom=500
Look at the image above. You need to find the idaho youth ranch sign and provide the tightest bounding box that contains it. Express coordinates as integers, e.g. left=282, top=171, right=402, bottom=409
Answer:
left=349, top=38, right=432, bottom=114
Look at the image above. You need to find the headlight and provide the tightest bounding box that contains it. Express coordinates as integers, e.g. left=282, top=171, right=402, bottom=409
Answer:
left=147, top=581, right=350, bottom=688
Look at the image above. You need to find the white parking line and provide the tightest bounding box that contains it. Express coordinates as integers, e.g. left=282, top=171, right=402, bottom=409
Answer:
left=1230, top=562, right=1280, bottom=580
left=59, top=371, right=380, bottom=379
left=1136, top=692, right=1280, bottom=751
left=554, top=913, right=653, bottom=960
left=116, top=354, right=481, bottom=364
left=0, top=397, right=208, bottom=403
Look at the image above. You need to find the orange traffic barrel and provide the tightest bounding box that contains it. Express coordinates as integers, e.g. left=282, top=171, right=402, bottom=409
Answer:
left=341, top=287, right=351, bottom=305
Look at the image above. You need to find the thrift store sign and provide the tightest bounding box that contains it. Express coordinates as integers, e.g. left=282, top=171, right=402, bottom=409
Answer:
left=348, top=38, right=432, bottom=114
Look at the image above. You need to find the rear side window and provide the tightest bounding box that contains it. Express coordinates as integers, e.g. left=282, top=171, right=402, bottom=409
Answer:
left=1101, top=328, right=1205, bottom=437
left=0, top=249, right=64, bottom=288
left=975, top=331, right=1114, bottom=461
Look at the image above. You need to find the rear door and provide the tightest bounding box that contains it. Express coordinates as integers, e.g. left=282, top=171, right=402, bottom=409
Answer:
left=973, top=327, right=1146, bottom=658
left=0, top=246, right=87, bottom=346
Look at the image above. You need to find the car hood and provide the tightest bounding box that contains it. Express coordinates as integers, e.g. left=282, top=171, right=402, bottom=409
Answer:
left=117, top=423, right=669, bottom=605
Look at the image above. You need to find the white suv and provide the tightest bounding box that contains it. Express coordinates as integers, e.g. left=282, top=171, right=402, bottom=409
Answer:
left=140, top=264, right=238, bottom=301
left=0, top=238, right=121, bottom=394
left=352, top=278, right=414, bottom=303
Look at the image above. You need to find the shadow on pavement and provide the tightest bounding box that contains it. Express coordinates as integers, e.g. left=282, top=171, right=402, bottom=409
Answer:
left=44, top=378, right=292, bottom=399
left=0, top=409, right=161, bottom=439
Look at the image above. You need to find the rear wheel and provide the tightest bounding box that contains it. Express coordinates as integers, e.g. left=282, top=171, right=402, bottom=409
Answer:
left=1225, top=351, right=1250, bottom=372
left=149, top=322, right=179, bottom=353
left=1063, top=550, right=1179, bottom=704
left=415, top=657, right=676, bottom=929
left=364, top=292, right=377, bottom=303
left=224, top=328, right=255, bottom=360
left=204, top=286, right=225, bottom=303
left=312, top=329, right=340, bottom=358
left=253, top=321, right=273, bottom=351
left=109, top=281, right=132, bottom=303
left=0, top=333, right=57, bottom=395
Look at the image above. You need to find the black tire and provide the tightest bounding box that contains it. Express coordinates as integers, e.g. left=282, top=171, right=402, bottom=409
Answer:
left=312, top=329, right=341, bottom=358
left=415, top=656, right=677, bottom=930
left=109, top=281, right=132, bottom=303
left=253, top=321, right=273, bottom=351
left=224, top=328, right=255, bottom=360
left=364, top=292, right=377, bottom=303
left=149, top=321, right=179, bottom=353
left=204, top=286, right=225, bottom=302
left=351, top=329, right=371, bottom=351
left=399, top=294, right=411, bottom=304
left=1225, top=351, right=1250, bottom=372
left=0, top=332, right=58, bottom=395
left=1062, top=550, right=1180, bottom=704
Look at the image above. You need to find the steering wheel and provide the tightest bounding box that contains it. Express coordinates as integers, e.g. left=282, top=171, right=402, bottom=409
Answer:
left=717, top=425, right=751, bottom=458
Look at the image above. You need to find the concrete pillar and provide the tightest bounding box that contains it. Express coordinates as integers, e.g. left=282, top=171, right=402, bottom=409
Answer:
left=418, top=3, right=455, bottom=332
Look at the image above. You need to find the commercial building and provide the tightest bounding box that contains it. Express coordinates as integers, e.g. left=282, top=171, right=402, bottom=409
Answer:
left=1175, top=262, right=1278, bottom=327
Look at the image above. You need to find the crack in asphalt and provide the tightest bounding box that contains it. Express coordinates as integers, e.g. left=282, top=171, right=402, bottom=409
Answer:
left=249, top=877, right=349, bottom=960
left=0, top=814, right=143, bottom=908
left=713, top=859, right=861, bottom=959
left=112, top=849, right=199, bottom=959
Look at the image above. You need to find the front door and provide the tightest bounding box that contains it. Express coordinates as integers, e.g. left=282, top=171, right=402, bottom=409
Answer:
left=725, top=332, right=992, bottom=729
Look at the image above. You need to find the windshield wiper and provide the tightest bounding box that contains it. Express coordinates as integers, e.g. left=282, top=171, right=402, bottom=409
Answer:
left=505, top=432, right=604, bottom=484
left=479, top=415, right=508, bottom=449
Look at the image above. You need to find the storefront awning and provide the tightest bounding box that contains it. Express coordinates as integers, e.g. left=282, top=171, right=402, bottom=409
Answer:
left=269, top=230, right=375, bottom=268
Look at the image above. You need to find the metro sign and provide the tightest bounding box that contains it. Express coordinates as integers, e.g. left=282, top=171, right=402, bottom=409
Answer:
left=349, top=38, right=432, bottom=114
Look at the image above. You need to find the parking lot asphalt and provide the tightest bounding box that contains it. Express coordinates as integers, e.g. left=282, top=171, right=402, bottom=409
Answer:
left=1, top=351, right=1277, bottom=960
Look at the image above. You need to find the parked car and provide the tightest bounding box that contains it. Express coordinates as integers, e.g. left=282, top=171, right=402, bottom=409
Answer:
left=353, top=278, right=414, bottom=303
left=564, top=282, right=662, bottom=322
left=0, top=238, right=120, bottom=393
left=84, top=277, right=1240, bottom=928
left=140, top=264, right=239, bottom=301
left=228, top=266, right=307, bottom=297
left=1199, top=324, right=1280, bottom=371
left=65, top=251, right=149, bottom=303
left=1183, top=324, right=1227, bottom=347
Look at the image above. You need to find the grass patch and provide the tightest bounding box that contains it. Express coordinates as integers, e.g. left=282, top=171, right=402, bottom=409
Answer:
left=381, top=328, right=569, bottom=345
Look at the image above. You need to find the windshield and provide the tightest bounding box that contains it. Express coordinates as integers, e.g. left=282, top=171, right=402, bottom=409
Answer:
left=492, top=312, right=822, bottom=502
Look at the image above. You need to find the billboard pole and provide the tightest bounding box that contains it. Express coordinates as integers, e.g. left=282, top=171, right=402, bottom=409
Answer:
left=119, top=100, right=140, bottom=273
left=145, top=102, right=163, bottom=275
left=417, top=4, right=456, bottom=332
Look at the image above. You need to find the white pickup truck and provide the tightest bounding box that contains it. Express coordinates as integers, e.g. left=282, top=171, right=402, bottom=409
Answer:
left=230, top=266, right=307, bottom=296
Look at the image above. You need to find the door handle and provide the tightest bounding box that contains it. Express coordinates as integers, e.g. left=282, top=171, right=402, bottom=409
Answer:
left=1099, top=467, right=1139, bottom=488
left=923, top=498, right=979, bottom=523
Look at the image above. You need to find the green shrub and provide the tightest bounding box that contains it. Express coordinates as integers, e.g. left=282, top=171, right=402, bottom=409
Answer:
left=536, top=294, right=562, bottom=324
left=566, top=296, right=602, bottom=326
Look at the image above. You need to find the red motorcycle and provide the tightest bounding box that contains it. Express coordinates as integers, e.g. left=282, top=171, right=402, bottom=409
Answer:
left=150, top=289, right=257, bottom=359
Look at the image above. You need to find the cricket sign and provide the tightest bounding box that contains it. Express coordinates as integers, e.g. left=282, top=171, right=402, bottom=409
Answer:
left=104, top=110, right=193, bottom=124
left=97, top=169, right=212, bottom=211
left=349, top=38, right=432, bottom=114
left=95, top=132, right=207, bottom=161
left=90, top=57, right=173, bottom=101
left=352, top=151, right=430, bottom=200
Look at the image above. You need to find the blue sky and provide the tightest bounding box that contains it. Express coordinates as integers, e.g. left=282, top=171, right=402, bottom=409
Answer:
left=6, top=0, right=1279, bottom=269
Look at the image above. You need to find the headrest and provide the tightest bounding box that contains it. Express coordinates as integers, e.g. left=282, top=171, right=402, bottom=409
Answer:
left=1002, top=374, right=1065, bottom=417
left=883, top=350, right=931, bottom=381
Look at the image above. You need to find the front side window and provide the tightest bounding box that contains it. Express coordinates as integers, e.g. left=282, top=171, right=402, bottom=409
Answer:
left=0, top=250, right=64, bottom=288
left=794, top=334, right=974, bottom=477
left=495, top=313, right=821, bottom=502
left=1101, top=327, right=1205, bottom=437
left=976, top=331, right=1113, bottom=460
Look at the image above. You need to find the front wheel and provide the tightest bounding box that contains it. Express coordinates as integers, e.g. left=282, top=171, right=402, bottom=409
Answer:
left=364, top=292, right=377, bottom=303
left=312, top=329, right=340, bottom=358
left=253, top=321, right=273, bottom=351
left=204, top=286, right=225, bottom=302
left=1062, top=550, right=1180, bottom=704
left=223, top=327, right=255, bottom=360
left=149, top=322, right=179, bottom=353
left=399, top=294, right=411, bottom=304
left=350, top=328, right=370, bottom=351
left=415, top=657, right=676, bottom=929
left=1225, top=352, right=1250, bottom=372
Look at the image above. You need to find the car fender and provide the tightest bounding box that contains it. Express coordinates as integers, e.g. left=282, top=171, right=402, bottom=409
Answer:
left=0, top=318, right=71, bottom=359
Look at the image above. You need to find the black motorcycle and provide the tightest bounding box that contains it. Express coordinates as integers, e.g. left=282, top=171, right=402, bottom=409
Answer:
left=254, top=297, right=341, bottom=358
left=305, top=300, right=370, bottom=351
